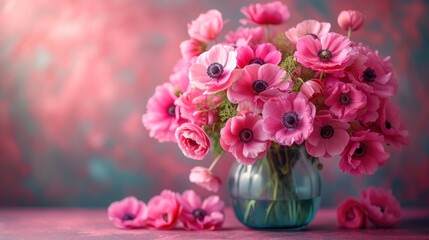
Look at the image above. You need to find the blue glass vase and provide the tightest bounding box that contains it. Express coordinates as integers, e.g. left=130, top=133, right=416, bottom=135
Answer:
left=228, top=144, right=321, bottom=230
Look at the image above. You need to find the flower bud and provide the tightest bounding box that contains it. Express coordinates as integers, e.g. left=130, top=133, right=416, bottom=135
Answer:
left=337, top=10, right=364, bottom=31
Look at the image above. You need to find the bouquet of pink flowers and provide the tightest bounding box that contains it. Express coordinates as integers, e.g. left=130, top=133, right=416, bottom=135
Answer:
left=143, top=1, right=408, bottom=194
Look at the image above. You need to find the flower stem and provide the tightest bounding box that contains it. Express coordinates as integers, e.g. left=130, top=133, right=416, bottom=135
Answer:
left=208, top=153, right=223, bottom=172
left=347, top=27, right=352, bottom=39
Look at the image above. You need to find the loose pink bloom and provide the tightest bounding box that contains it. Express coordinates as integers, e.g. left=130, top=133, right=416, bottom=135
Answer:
left=146, top=190, right=181, bottom=230
left=337, top=10, right=365, bottom=31
left=294, top=33, right=354, bottom=73
left=339, top=131, right=390, bottom=176
left=360, top=187, right=402, bottom=227
left=337, top=198, right=367, bottom=229
left=324, top=81, right=367, bottom=121
left=142, top=83, right=184, bottom=142
left=220, top=112, right=271, bottom=165
left=299, top=79, right=323, bottom=99
left=240, top=1, right=290, bottom=25
left=175, top=123, right=211, bottom=160
left=262, top=93, right=316, bottom=146
left=306, top=112, right=350, bottom=158
left=189, top=166, right=222, bottom=192
left=187, top=9, right=223, bottom=42
left=356, top=92, right=380, bottom=123
left=178, top=190, right=225, bottom=230
left=180, top=39, right=206, bottom=60
left=175, top=87, right=221, bottom=126
left=189, top=44, right=242, bottom=94
left=225, top=26, right=265, bottom=46
left=227, top=63, right=287, bottom=110
left=169, top=58, right=194, bottom=92
left=285, top=19, right=331, bottom=43
left=107, top=196, right=148, bottom=229
left=377, top=100, right=409, bottom=151
left=236, top=43, right=281, bottom=68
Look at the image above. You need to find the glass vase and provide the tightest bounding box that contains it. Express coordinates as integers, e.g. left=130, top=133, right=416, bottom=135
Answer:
left=228, top=144, right=321, bottom=230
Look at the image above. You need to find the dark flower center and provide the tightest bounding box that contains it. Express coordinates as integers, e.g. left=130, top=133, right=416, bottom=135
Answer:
left=339, top=93, right=352, bottom=106
left=379, top=206, right=385, bottom=213
left=317, top=49, right=333, bottom=61
left=320, top=125, right=334, bottom=139
left=252, top=80, right=269, bottom=93
left=385, top=121, right=392, bottom=129
left=249, top=58, right=265, bottom=65
left=282, top=111, right=299, bottom=129
left=122, top=213, right=135, bottom=222
left=207, top=62, right=224, bottom=78
left=346, top=208, right=356, bottom=221
left=193, top=208, right=206, bottom=221
left=362, top=67, right=377, bottom=82
left=167, top=105, right=176, bottom=116
left=163, top=213, right=169, bottom=222
left=306, top=33, right=319, bottom=39
left=353, top=142, right=367, bottom=158
left=239, top=128, right=254, bottom=143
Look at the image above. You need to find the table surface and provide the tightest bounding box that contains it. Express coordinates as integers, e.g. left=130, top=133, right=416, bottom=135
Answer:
left=0, top=207, right=428, bottom=240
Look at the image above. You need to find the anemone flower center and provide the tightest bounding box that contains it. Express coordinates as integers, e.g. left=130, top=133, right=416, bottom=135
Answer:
left=163, top=213, right=169, bottom=222
left=193, top=208, right=206, bottom=221
left=317, top=49, right=333, bottom=61
left=122, top=213, right=135, bottom=222
left=249, top=58, right=265, bottom=65
left=167, top=105, right=176, bottom=116
left=339, top=93, right=352, bottom=106
left=306, top=33, right=319, bottom=39
left=346, top=208, right=356, bottom=221
left=239, top=128, right=254, bottom=143
left=321, top=125, right=334, bottom=139
left=207, top=62, right=224, bottom=78
left=252, top=80, right=269, bottom=93
left=385, top=121, right=392, bottom=129
left=282, top=111, right=300, bottom=129
left=363, top=67, right=377, bottom=82
left=353, top=142, right=367, bottom=158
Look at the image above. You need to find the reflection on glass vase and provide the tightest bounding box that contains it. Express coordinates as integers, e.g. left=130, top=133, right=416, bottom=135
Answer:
left=228, top=144, right=321, bottom=230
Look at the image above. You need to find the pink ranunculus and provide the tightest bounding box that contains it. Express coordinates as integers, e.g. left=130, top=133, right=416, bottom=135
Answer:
left=262, top=93, right=316, bottom=146
left=299, top=79, right=323, bottom=99
left=225, top=26, right=265, bottom=46
left=178, top=190, right=225, bottom=230
left=337, top=10, right=365, bottom=32
left=240, top=1, right=290, bottom=25
left=175, top=123, right=211, bottom=160
left=189, top=44, right=242, bottom=94
left=285, top=19, right=331, bottom=44
left=339, top=131, right=390, bottom=176
left=360, top=187, right=402, bottom=227
left=220, top=112, right=271, bottom=165
left=305, top=111, right=350, bottom=158
left=107, top=196, right=148, bottom=229
left=227, top=63, right=287, bottom=110
left=324, top=81, right=367, bottom=122
left=377, top=100, right=409, bottom=151
left=175, top=87, right=222, bottom=126
left=180, top=39, right=206, bottom=60
left=146, top=190, right=181, bottom=230
left=294, top=33, right=355, bottom=73
left=236, top=43, right=282, bottom=68
left=337, top=198, right=367, bottom=229
left=187, top=9, right=224, bottom=42
left=189, top=166, right=222, bottom=193
left=142, top=83, right=185, bottom=143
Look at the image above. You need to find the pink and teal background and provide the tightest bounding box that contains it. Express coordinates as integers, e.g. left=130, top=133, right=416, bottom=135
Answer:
left=1, top=0, right=428, bottom=207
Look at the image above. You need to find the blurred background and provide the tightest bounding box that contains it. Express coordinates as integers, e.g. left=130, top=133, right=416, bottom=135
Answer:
left=0, top=0, right=428, bottom=208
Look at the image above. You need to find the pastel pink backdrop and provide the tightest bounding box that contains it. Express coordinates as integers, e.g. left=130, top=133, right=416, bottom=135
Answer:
left=0, top=0, right=427, bottom=207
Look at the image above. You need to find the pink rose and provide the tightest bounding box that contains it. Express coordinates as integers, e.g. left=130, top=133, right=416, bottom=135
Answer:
left=337, top=198, right=367, bottom=229
left=146, top=190, right=181, bottom=229
left=187, top=9, right=223, bottom=42
left=360, top=187, right=402, bottom=227
left=189, top=166, right=222, bottom=193
left=337, top=10, right=365, bottom=32
left=107, top=196, right=148, bottom=229
left=175, top=123, right=211, bottom=160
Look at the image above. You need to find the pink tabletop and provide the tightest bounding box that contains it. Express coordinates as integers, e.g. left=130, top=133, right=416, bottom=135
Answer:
left=0, top=208, right=428, bottom=239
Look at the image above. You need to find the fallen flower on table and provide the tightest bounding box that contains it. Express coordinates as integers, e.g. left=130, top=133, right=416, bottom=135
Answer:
left=107, top=196, right=148, bottom=229
left=337, top=198, right=367, bottom=229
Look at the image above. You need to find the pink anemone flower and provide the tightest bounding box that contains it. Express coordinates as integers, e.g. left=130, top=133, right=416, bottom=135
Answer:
left=262, top=93, right=316, bottom=146
left=285, top=19, right=331, bottom=44
left=189, top=166, right=222, bottom=193
left=377, top=100, right=409, bottom=151
left=360, top=187, right=402, bottom=227
left=339, top=131, right=390, bottom=176
left=178, top=190, right=225, bottom=230
left=146, top=190, right=181, bottom=230
left=240, top=1, right=290, bottom=25
left=294, top=32, right=355, bottom=73
left=236, top=43, right=281, bottom=68
left=180, top=39, right=206, bottom=60
left=305, top=111, right=350, bottom=158
left=337, top=10, right=365, bottom=32
left=187, top=9, right=224, bottom=42
left=225, top=26, right=265, bottom=46
left=107, top=196, right=148, bottom=229
left=189, top=44, right=242, bottom=94
left=220, top=112, right=271, bottom=165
